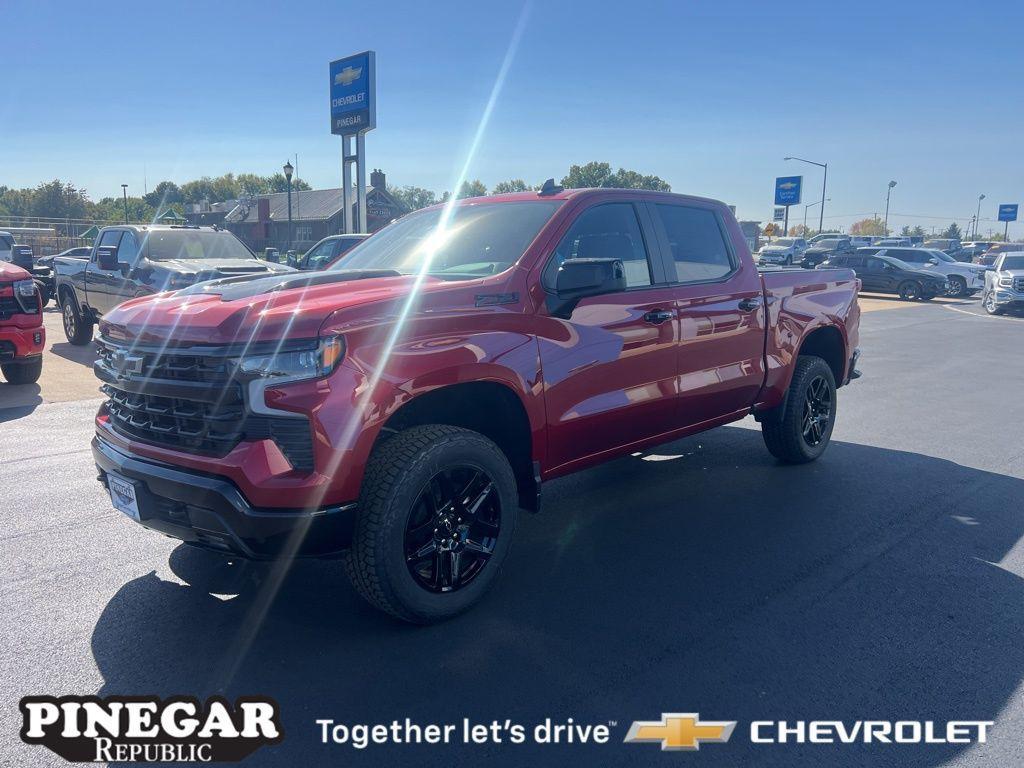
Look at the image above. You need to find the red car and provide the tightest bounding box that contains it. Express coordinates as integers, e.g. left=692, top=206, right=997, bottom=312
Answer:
left=0, top=261, right=45, bottom=385
left=92, top=186, right=861, bottom=622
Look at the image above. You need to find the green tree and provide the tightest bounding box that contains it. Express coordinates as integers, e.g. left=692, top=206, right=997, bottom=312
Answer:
left=92, top=196, right=156, bottom=224
left=143, top=181, right=183, bottom=209
left=491, top=179, right=529, bottom=194
left=387, top=185, right=437, bottom=211
left=29, top=180, right=93, bottom=220
left=789, top=224, right=811, bottom=237
left=456, top=180, right=488, bottom=199
left=849, top=217, right=887, bottom=236
left=265, top=173, right=310, bottom=194
left=941, top=222, right=963, bottom=240
left=560, top=161, right=670, bottom=191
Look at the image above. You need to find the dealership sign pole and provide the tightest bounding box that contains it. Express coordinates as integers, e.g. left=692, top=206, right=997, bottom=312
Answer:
left=998, top=203, right=1018, bottom=240
left=330, top=51, right=376, bottom=234
left=775, top=176, right=802, bottom=236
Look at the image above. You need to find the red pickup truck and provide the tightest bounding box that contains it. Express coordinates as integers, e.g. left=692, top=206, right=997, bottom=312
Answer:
left=0, top=261, right=45, bottom=384
left=92, top=187, right=860, bottom=622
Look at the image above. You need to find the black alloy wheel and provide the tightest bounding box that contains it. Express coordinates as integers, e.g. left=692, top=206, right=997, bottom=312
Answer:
left=802, top=375, right=833, bottom=447
left=898, top=281, right=921, bottom=301
left=405, top=466, right=500, bottom=593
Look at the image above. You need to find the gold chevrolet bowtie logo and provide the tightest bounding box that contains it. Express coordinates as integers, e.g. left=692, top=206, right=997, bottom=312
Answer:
left=334, top=66, right=362, bottom=86
left=624, top=713, right=736, bottom=751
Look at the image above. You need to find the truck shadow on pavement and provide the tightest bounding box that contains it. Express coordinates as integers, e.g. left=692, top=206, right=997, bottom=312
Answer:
left=91, top=426, right=1024, bottom=767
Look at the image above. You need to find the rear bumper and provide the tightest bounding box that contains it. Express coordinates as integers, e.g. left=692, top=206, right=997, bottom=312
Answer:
left=93, top=436, right=357, bottom=559
left=0, top=324, right=45, bottom=362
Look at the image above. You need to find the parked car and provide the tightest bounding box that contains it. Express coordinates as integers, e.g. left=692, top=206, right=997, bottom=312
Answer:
left=922, top=238, right=965, bottom=261
left=862, top=246, right=986, bottom=297
left=35, top=246, right=90, bottom=307
left=961, top=241, right=995, bottom=260
left=0, top=260, right=45, bottom=384
left=819, top=251, right=947, bottom=300
left=0, top=231, right=16, bottom=264
left=90, top=186, right=862, bottom=623
left=801, top=236, right=854, bottom=268
left=756, top=237, right=806, bottom=266
left=874, top=238, right=911, bottom=247
left=982, top=251, right=1024, bottom=315
left=293, top=234, right=370, bottom=270
left=976, top=242, right=1022, bottom=266
left=54, top=225, right=291, bottom=345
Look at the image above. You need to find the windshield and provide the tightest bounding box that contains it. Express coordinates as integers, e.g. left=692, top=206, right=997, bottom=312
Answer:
left=815, top=240, right=840, bottom=248
left=144, top=230, right=255, bottom=261
left=772, top=238, right=795, bottom=246
left=333, top=201, right=561, bottom=278
left=1001, top=255, right=1024, bottom=270
left=928, top=250, right=955, bottom=263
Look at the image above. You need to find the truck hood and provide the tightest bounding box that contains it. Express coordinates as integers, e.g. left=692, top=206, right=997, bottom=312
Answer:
left=99, top=269, right=434, bottom=345
left=144, top=257, right=286, bottom=277
left=0, top=261, right=32, bottom=283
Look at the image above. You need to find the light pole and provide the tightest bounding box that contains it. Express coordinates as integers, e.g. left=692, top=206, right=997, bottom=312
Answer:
left=283, top=160, right=294, bottom=251
left=884, top=180, right=897, bottom=234
left=785, top=156, right=827, bottom=232
left=974, top=194, right=985, bottom=238
left=804, top=198, right=831, bottom=231
left=121, top=184, right=129, bottom=224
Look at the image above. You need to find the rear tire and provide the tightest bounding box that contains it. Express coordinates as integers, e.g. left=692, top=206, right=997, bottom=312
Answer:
left=61, top=293, right=93, bottom=345
left=344, top=424, right=518, bottom=624
left=1, top=357, right=42, bottom=385
left=761, top=356, right=837, bottom=464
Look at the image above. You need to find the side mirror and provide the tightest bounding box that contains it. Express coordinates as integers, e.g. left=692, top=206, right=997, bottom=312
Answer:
left=927, top=257, right=938, bottom=265
left=546, top=258, right=627, bottom=319
left=96, top=245, right=119, bottom=270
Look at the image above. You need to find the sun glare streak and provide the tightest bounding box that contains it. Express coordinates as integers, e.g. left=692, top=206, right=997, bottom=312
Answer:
left=212, top=3, right=533, bottom=689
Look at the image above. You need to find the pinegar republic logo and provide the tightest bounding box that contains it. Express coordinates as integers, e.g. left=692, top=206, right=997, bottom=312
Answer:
left=19, top=695, right=284, bottom=763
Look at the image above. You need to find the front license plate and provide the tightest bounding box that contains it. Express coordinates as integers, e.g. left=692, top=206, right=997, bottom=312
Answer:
left=107, top=472, right=141, bottom=521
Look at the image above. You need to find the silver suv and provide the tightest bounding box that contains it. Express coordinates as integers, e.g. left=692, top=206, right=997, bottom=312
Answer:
left=983, top=252, right=1024, bottom=315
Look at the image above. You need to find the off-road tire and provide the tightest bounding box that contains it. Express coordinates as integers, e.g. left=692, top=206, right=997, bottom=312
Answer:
left=61, top=292, right=93, bottom=345
left=344, top=425, right=518, bottom=624
left=1, top=357, right=42, bottom=385
left=761, top=355, right=837, bottom=464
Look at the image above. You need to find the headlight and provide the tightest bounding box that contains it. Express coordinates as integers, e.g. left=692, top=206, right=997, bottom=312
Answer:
left=15, top=279, right=37, bottom=297
left=239, top=336, right=345, bottom=381
left=999, top=277, right=1013, bottom=287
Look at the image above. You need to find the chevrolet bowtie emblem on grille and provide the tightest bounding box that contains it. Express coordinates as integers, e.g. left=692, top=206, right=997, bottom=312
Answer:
left=624, top=713, right=736, bottom=751
left=110, top=350, right=144, bottom=376
left=334, top=66, right=362, bottom=86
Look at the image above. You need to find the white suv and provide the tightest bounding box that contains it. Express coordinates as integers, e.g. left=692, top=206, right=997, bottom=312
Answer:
left=757, top=237, right=807, bottom=266
left=868, top=246, right=985, bottom=297
left=0, top=232, right=14, bottom=263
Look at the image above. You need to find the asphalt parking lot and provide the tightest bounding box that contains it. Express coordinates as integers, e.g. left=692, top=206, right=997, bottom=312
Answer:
left=1, top=295, right=1022, bottom=767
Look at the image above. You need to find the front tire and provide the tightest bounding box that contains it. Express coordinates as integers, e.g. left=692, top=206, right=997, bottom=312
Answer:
left=983, top=292, right=1004, bottom=315
left=946, top=276, right=967, bottom=297
left=61, top=294, right=93, bottom=345
left=898, top=281, right=922, bottom=301
left=1, top=357, right=42, bottom=385
left=761, top=356, right=837, bottom=464
left=344, top=425, right=518, bottom=623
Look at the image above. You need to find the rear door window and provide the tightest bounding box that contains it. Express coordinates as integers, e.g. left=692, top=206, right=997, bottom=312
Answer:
left=654, top=204, right=734, bottom=283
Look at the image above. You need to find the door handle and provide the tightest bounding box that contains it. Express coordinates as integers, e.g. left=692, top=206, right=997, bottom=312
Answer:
left=738, top=296, right=763, bottom=311
left=642, top=309, right=674, bottom=324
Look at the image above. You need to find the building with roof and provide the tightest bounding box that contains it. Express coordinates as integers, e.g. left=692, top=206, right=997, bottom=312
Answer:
left=185, top=169, right=407, bottom=253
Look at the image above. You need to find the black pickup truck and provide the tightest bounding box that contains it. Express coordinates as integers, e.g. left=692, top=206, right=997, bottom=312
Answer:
left=54, top=224, right=290, bottom=344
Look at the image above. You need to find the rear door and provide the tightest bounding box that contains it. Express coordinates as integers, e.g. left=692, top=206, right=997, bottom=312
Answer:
left=536, top=200, right=681, bottom=468
left=649, top=202, right=766, bottom=427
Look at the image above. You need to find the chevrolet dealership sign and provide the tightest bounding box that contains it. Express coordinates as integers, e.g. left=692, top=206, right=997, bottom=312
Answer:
left=330, top=51, right=376, bottom=135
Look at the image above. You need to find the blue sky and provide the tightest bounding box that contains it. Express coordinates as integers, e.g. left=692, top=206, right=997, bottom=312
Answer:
left=3, top=0, right=1022, bottom=235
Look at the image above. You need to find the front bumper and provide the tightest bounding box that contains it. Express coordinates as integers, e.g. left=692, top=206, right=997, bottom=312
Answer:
left=93, top=436, right=357, bottom=559
left=0, top=324, right=45, bottom=362
left=989, top=287, right=1024, bottom=307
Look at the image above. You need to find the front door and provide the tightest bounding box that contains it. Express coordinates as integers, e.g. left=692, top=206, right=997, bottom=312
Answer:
left=649, top=202, right=767, bottom=426
left=536, top=201, right=680, bottom=470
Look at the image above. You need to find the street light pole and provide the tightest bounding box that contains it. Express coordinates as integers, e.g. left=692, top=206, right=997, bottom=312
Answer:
left=283, top=161, right=294, bottom=252
left=784, top=156, right=827, bottom=232
left=974, top=194, right=985, bottom=238
left=121, top=184, right=129, bottom=224
left=803, top=198, right=830, bottom=231
left=884, top=180, right=897, bottom=234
